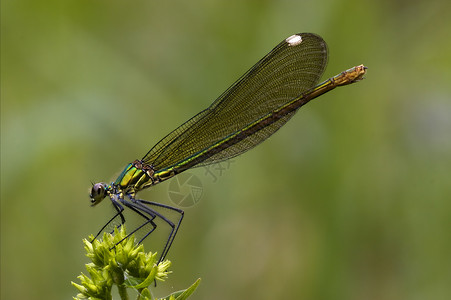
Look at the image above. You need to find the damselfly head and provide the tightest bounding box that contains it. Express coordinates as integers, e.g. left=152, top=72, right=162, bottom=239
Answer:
left=90, top=182, right=108, bottom=206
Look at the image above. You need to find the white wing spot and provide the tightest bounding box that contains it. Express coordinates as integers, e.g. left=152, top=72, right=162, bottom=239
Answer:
left=285, top=34, right=302, bottom=46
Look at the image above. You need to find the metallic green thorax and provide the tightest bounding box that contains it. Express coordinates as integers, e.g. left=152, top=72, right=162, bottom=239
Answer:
left=90, top=161, right=182, bottom=206
left=112, top=160, right=177, bottom=195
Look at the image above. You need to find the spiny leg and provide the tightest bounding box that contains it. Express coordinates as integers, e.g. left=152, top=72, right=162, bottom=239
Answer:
left=132, top=198, right=184, bottom=263
left=114, top=196, right=158, bottom=247
left=92, top=195, right=125, bottom=243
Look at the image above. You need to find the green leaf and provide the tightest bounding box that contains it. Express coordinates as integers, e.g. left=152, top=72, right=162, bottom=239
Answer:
left=125, top=265, right=157, bottom=289
left=158, top=278, right=201, bottom=300
left=138, top=288, right=153, bottom=300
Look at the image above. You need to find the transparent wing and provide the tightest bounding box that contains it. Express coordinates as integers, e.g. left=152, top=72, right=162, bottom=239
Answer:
left=142, top=33, right=328, bottom=170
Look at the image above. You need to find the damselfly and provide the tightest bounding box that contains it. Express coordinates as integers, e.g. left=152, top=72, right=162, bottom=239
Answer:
left=90, top=32, right=367, bottom=262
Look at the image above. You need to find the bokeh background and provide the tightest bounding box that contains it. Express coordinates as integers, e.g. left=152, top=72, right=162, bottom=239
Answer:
left=2, top=0, right=450, bottom=299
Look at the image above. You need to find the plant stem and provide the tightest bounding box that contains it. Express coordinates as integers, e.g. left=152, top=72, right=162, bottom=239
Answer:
left=118, top=284, right=129, bottom=300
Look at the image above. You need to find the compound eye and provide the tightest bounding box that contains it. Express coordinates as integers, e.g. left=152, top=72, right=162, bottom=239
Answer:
left=90, top=183, right=107, bottom=205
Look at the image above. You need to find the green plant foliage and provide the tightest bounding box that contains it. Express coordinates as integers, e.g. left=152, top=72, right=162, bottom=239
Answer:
left=72, top=227, right=200, bottom=300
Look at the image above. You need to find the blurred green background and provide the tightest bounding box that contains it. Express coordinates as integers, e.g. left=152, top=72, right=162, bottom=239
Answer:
left=2, top=0, right=450, bottom=299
